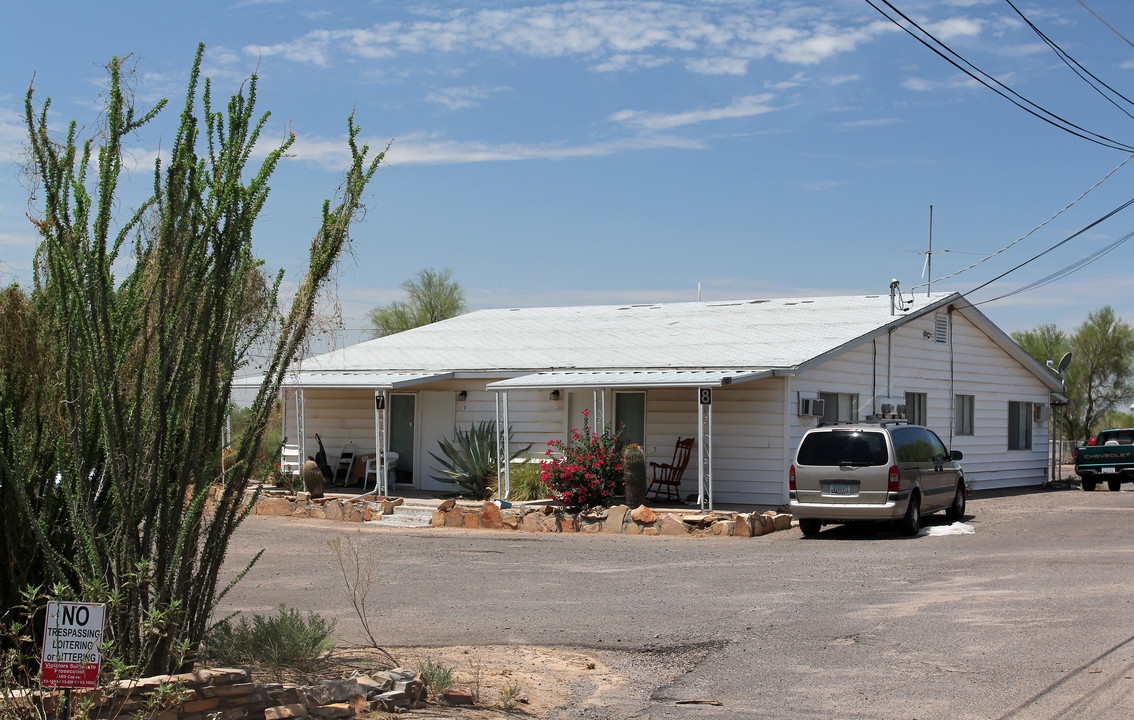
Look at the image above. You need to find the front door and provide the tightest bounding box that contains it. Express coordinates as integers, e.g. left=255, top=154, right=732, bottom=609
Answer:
left=389, top=394, right=416, bottom=486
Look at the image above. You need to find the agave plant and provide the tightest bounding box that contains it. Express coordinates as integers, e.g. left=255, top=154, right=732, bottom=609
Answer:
left=429, top=421, right=531, bottom=499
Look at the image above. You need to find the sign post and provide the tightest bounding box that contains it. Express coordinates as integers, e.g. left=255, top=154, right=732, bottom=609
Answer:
left=41, top=601, right=106, bottom=689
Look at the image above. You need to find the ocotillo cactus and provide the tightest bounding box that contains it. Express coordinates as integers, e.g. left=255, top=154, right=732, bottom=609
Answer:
left=623, top=443, right=647, bottom=507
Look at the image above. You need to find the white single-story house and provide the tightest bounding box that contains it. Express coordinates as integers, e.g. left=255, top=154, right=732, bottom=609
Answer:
left=237, top=288, right=1064, bottom=509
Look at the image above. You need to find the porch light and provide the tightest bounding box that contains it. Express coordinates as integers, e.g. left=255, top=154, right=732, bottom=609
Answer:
left=457, top=391, right=468, bottom=401
left=549, top=390, right=560, bottom=401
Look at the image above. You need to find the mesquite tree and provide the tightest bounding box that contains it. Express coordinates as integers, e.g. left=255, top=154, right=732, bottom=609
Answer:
left=6, top=44, right=383, bottom=675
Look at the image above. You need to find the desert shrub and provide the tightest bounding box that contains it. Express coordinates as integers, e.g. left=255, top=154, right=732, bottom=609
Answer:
left=203, top=605, right=335, bottom=672
left=417, top=658, right=455, bottom=696
left=501, top=460, right=549, bottom=502
left=430, top=421, right=531, bottom=500
left=540, top=410, right=624, bottom=510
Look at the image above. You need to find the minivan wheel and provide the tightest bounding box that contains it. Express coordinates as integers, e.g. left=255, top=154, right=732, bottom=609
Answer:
left=945, top=483, right=966, bottom=522
left=897, top=493, right=921, bottom=536
left=799, top=518, right=822, bottom=536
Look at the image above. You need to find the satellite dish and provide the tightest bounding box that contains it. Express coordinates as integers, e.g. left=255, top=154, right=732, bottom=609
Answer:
left=1057, top=352, right=1072, bottom=374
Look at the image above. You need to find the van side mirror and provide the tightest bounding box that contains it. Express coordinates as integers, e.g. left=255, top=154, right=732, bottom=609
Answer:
left=950, top=450, right=963, bottom=461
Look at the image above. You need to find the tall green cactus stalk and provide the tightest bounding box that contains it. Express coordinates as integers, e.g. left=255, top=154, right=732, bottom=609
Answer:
left=623, top=444, right=647, bottom=507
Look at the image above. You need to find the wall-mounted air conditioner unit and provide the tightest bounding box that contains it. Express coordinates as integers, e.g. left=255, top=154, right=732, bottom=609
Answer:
left=799, top=397, right=826, bottom=417
left=1035, top=405, right=1049, bottom=422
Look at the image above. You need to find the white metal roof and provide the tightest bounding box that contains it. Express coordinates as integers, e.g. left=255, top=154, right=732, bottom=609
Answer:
left=487, top=369, right=772, bottom=390
left=231, top=371, right=450, bottom=389
left=296, top=292, right=962, bottom=375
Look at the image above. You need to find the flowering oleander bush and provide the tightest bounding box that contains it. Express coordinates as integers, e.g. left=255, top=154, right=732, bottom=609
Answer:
left=540, top=410, right=624, bottom=510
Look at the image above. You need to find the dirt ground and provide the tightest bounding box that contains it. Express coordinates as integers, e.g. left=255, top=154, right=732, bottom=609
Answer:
left=282, top=644, right=676, bottom=719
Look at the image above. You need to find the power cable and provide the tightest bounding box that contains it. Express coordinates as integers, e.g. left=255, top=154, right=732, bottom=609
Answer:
left=862, top=0, right=1134, bottom=152
left=909, top=153, right=1134, bottom=291
left=1077, top=0, right=1134, bottom=51
left=1005, top=0, right=1134, bottom=122
left=966, top=193, right=1134, bottom=298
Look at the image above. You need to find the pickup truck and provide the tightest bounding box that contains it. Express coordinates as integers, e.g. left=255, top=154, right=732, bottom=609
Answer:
left=1074, top=428, right=1134, bottom=491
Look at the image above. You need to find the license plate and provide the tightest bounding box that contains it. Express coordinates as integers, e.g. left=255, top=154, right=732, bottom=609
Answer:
left=1103, top=467, right=1116, bottom=474
left=829, top=483, right=854, bottom=495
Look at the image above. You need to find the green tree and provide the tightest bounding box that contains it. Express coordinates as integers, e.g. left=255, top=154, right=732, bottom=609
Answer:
left=1067, top=306, right=1134, bottom=443
left=367, top=267, right=466, bottom=337
left=1013, top=307, right=1134, bottom=444
left=1, top=45, right=382, bottom=675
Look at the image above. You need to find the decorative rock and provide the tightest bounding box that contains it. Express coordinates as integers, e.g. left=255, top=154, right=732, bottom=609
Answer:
left=623, top=521, right=642, bottom=535
left=446, top=509, right=465, bottom=528
left=603, top=505, right=629, bottom=534
left=310, top=703, right=353, bottom=719
left=642, top=526, right=659, bottom=536
left=757, top=513, right=776, bottom=534
left=540, top=515, right=560, bottom=532
left=630, top=505, right=657, bottom=524
left=520, top=513, right=543, bottom=532
left=559, top=515, right=580, bottom=533
left=480, top=501, right=503, bottom=529
left=582, top=522, right=602, bottom=534
left=733, top=513, right=752, bottom=538
left=431, top=509, right=447, bottom=526
left=772, top=512, right=793, bottom=531
left=464, top=511, right=480, bottom=529
left=502, top=514, right=518, bottom=530
left=682, top=514, right=714, bottom=525
left=658, top=514, right=689, bottom=536
left=264, top=704, right=307, bottom=720
left=580, top=507, right=608, bottom=522
left=307, top=505, right=326, bottom=520
left=438, top=498, right=457, bottom=511
left=440, top=688, right=474, bottom=706
left=373, top=691, right=409, bottom=712
left=295, top=491, right=311, bottom=502
left=323, top=500, right=342, bottom=521
left=256, top=497, right=293, bottom=517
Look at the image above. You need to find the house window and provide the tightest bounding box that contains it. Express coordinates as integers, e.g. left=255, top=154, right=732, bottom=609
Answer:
left=614, top=392, right=645, bottom=447
left=820, top=392, right=859, bottom=423
left=905, top=392, right=927, bottom=425
left=955, top=395, right=974, bottom=436
left=1009, top=401, right=1033, bottom=450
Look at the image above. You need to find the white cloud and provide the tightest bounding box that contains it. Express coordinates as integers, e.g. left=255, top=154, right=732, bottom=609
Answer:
left=610, top=94, right=780, bottom=131
left=930, top=17, right=983, bottom=41
left=284, top=130, right=705, bottom=170
left=245, top=2, right=897, bottom=76
left=0, top=231, right=37, bottom=248
left=425, top=85, right=509, bottom=111
left=686, top=57, right=748, bottom=75
left=802, top=180, right=843, bottom=191
left=832, top=118, right=901, bottom=130
left=902, top=75, right=980, bottom=92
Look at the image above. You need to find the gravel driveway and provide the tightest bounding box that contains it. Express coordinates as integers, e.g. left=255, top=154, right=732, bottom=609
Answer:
left=217, top=486, right=1134, bottom=719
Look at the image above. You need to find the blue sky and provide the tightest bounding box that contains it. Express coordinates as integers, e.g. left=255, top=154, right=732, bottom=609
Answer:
left=3, top=0, right=1134, bottom=345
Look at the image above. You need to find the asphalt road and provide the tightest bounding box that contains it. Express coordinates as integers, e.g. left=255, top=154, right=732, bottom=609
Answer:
left=216, top=487, right=1134, bottom=719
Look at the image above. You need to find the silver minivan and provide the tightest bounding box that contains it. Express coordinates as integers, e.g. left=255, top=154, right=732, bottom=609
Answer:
left=788, top=421, right=966, bottom=536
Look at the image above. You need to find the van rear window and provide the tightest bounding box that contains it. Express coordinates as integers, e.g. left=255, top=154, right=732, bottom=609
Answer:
left=797, top=431, right=888, bottom=466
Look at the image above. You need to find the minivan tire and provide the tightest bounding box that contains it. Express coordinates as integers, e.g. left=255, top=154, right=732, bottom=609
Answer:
left=945, top=482, right=966, bottom=522
left=897, top=492, right=921, bottom=536
left=799, top=518, right=822, bottom=536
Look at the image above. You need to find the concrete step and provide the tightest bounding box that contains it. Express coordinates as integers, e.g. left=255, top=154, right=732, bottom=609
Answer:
left=368, top=504, right=434, bottom=528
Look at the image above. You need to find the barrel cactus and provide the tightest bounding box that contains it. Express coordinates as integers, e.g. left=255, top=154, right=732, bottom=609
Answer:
left=302, top=459, right=325, bottom=499
left=623, top=443, right=647, bottom=507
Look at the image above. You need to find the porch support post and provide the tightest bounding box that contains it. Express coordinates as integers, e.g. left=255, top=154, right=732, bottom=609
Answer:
left=502, top=391, right=512, bottom=500
left=697, top=387, right=713, bottom=512
left=374, top=390, right=388, bottom=496
left=297, top=388, right=306, bottom=465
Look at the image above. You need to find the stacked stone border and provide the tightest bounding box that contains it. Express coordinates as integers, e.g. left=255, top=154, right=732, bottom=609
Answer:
left=243, top=489, right=795, bottom=538
left=12, top=666, right=437, bottom=720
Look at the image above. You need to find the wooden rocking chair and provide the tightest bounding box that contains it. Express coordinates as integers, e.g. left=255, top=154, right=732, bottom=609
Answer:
left=646, top=437, right=695, bottom=503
